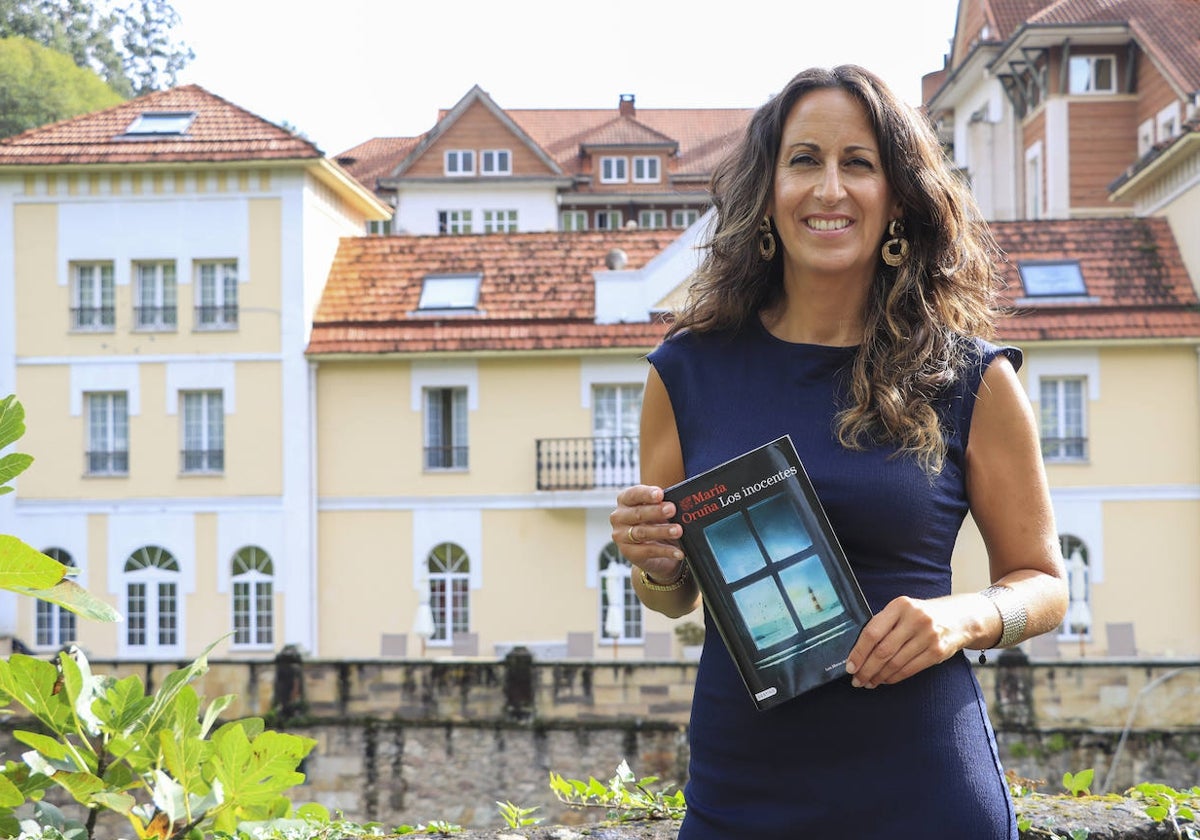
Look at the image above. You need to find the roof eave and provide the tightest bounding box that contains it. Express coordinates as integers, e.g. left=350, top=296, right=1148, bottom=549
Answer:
left=1109, top=132, right=1200, bottom=200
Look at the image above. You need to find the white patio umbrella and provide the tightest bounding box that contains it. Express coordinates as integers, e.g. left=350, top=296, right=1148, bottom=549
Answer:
left=1065, top=548, right=1091, bottom=656
left=602, top=562, right=627, bottom=658
left=412, top=570, right=436, bottom=657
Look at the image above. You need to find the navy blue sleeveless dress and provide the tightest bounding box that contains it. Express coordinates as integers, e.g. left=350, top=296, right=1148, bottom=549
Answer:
left=648, top=318, right=1019, bottom=840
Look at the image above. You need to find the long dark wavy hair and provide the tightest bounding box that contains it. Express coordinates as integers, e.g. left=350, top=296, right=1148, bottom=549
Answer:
left=668, top=65, right=1004, bottom=474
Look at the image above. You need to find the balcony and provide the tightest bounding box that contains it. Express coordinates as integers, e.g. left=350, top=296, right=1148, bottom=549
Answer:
left=194, top=304, right=239, bottom=329
left=536, top=436, right=639, bottom=491
left=1041, top=437, right=1088, bottom=461
left=86, top=450, right=128, bottom=475
left=182, top=448, right=224, bottom=473
left=71, top=306, right=115, bottom=331
left=134, top=306, right=177, bottom=330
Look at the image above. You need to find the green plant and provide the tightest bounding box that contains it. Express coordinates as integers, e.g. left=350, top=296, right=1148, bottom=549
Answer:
left=0, top=641, right=316, bottom=840
left=495, top=800, right=541, bottom=829
left=0, top=394, right=119, bottom=622
left=673, top=622, right=705, bottom=646
left=549, top=760, right=686, bottom=822
left=1063, top=769, right=1094, bottom=797
left=1131, top=782, right=1200, bottom=839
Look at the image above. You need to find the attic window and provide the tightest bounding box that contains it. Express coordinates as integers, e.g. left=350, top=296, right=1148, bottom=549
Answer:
left=418, top=274, right=481, bottom=311
left=125, top=111, right=196, bottom=135
left=1019, top=261, right=1087, bottom=297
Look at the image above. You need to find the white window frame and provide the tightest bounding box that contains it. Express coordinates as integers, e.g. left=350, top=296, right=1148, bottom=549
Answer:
left=35, top=548, right=77, bottom=649
left=480, top=149, right=511, bottom=176
left=1068, top=55, right=1116, bottom=94
left=599, top=543, right=643, bottom=642
left=672, top=209, right=699, bottom=229
left=427, top=542, right=470, bottom=645
left=86, top=392, right=129, bottom=476
left=195, top=260, right=238, bottom=330
left=231, top=545, right=274, bottom=649
left=424, top=386, right=468, bottom=470
left=1025, top=142, right=1044, bottom=220
left=595, top=210, right=623, bottom=230
left=637, top=209, right=666, bottom=230
left=134, top=261, right=177, bottom=331
left=72, top=262, right=115, bottom=331
left=560, top=210, right=588, bottom=231
left=1137, top=118, right=1155, bottom=157
left=1156, top=102, right=1181, bottom=144
left=181, top=390, right=224, bottom=474
left=437, top=209, right=473, bottom=234
left=600, top=156, right=628, bottom=183
left=367, top=219, right=393, bottom=236
left=482, top=209, right=518, bottom=233
left=632, top=156, right=660, bottom=183
left=1038, top=376, right=1088, bottom=462
left=592, top=384, right=642, bottom=487
left=123, top=545, right=183, bottom=657
left=444, top=149, right=475, bottom=176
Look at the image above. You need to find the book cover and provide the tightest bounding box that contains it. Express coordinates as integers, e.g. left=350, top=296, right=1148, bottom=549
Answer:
left=662, top=435, right=871, bottom=711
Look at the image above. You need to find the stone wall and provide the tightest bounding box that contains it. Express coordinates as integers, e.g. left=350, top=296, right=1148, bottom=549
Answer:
left=3, top=648, right=1198, bottom=831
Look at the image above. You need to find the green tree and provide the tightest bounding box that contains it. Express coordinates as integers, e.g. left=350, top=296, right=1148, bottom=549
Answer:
left=0, top=36, right=123, bottom=138
left=0, top=0, right=192, bottom=98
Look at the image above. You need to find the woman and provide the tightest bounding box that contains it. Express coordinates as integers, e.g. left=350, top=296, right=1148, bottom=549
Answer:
left=611, top=65, right=1068, bottom=839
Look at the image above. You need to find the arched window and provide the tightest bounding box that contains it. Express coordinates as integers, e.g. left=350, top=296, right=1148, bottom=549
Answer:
left=231, top=546, right=274, bottom=647
left=599, top=542, right=643, bottom=641
left=124, top=545, right=180, bottom=651
left=427, top=542, right=470, bottom=643
left=1059, top=534, right=1091, bottom=639
left=36, top=548, right=77, bottom=649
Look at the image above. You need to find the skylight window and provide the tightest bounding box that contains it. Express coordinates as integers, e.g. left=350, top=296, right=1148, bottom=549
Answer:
left=417, top=274, right=481, bottom=310
left=1019, top=261, right=1087, bottom=297
left=125, top=111, right=196, bottom=135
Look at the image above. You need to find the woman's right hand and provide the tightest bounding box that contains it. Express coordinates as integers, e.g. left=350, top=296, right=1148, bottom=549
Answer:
left=610, top=484, right=686, bottom=582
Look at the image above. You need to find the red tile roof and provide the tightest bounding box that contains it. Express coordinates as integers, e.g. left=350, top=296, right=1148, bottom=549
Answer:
left=307, top=230, right=678, bottom=355
left=335, top=136, right=421, bottom=192
left=0, top=84, right=321, bottom=166
left=307, top=217, right=1200, bottom=356
left=988, top=0, right=1060, bottom=39
left=1026, top=0, right=1200, bottom=91
left=336, top=93, right=752, bottom=189
left=991, top=217, right=1200, bottom=342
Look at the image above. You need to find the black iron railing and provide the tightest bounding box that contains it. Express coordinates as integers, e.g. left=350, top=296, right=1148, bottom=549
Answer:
left=1041, top=437, right=1088, bottom=460
left=425, top=445, right=469, bottom=470
left=134, top=306, right=177, bottom=329
left=182, top=448, right=224, bottom=472
left=194, top=304, right=239, bottom=328
left=86, top=450, right=128, bottom=475
left=71, top=307, right=115, bottom=330
left=536, top=436, right=639, bottom=490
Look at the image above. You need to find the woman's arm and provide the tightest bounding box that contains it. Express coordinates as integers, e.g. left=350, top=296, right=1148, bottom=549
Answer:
left=845, top=354, right=1068, bottom=688
left=610, top=366, right=702, bottom=619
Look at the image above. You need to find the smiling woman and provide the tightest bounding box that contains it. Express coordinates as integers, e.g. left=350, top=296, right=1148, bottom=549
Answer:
left=610, top=64, right=1068, bottom=840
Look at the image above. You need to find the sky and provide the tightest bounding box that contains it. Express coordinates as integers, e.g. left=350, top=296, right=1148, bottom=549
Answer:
left=168, top=0, right=962, bottom=157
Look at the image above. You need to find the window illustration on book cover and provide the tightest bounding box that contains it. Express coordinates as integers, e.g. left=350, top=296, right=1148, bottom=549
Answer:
left=662, top=435, right=871, bottom=711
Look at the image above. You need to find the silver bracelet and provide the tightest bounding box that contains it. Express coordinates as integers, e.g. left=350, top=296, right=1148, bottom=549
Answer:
left=980, top=584, right=1028, bottom=648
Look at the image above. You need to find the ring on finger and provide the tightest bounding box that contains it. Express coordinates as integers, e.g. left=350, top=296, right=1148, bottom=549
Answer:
left=627, top=525, right=642, bottom=545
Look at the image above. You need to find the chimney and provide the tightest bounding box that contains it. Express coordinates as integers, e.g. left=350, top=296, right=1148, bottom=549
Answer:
left=619, top=94, right=635, bottom=117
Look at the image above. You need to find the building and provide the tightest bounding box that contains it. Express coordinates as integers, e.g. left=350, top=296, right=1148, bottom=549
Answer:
left=923, top=0, right=1200, bottom=657
left=0, top=85, right=390, bottom=658
left=335, top=86, right=753, bottom=237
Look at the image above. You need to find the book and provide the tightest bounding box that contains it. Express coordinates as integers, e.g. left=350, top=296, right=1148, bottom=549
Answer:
left=662, top=435, right=871, bottom=711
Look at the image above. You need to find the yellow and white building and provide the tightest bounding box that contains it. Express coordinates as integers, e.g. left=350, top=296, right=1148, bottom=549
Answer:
left=0, top=85, right=390, bottom=659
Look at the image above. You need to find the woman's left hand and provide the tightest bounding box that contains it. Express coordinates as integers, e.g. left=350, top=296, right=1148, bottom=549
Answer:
left=844, top=594, right=984, bottom=688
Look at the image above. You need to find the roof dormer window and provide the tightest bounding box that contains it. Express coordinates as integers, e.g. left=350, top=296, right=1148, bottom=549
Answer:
left=124, top=111, right=196, bottom=136
left=417, top=273, right=481, bottom=311
left=600, top=157, right=628, bottom=184
left=1068, top=56, right=1116, bottom=94
left=632, top=156, right=660, bottom=183
left=1019, top=261, right=1087, bottom=298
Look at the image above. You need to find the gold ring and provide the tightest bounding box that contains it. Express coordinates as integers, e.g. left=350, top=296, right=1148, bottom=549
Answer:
left=627, top=525, right=642, bottom=544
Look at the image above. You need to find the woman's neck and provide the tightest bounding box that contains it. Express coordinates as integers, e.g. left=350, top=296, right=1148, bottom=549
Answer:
left=760, top=287, right=867, bottom=347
